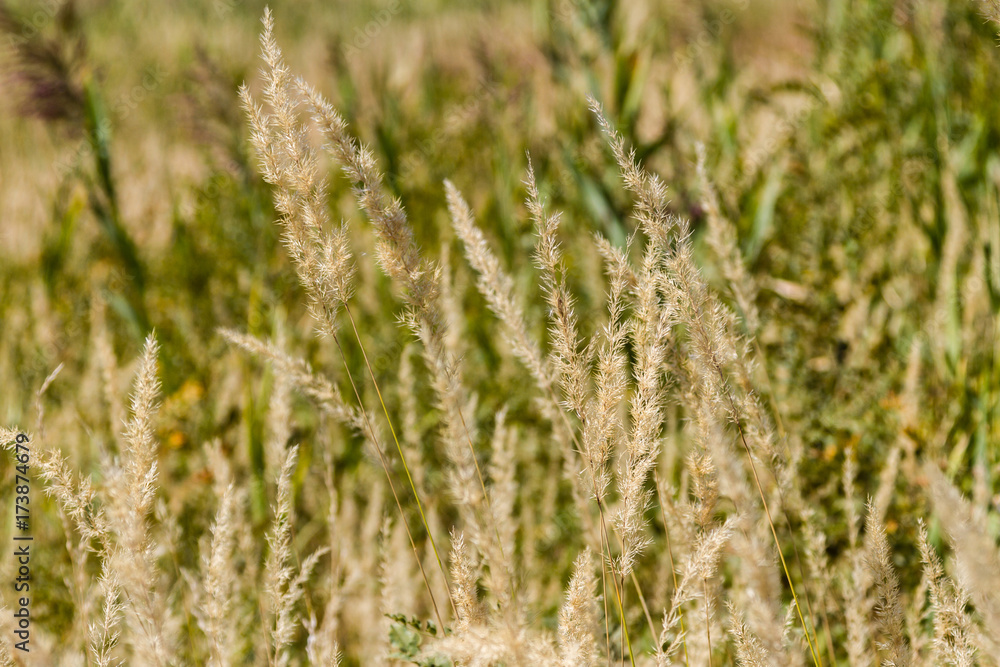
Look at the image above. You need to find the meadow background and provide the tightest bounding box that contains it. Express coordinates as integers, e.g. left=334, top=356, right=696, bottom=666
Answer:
left=1, top=0, right=1000, bottom=664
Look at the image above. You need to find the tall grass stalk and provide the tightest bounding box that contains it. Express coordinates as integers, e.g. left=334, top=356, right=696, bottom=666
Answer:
left=297, top=55, right=519, bottom=613
left=238, top=7, right=453, bottom=626
left=588, top=98, right=823, bottom=667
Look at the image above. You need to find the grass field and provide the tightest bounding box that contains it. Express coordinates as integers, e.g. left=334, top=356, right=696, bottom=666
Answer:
left=2, top=0, right=1000, bottom=664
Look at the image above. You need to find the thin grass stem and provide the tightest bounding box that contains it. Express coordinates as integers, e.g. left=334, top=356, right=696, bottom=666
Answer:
left=655, top=471, right=690, bottom=667
left=342, top=304, right=457, bottom=618
left=330, top=331, right=446, bottom=629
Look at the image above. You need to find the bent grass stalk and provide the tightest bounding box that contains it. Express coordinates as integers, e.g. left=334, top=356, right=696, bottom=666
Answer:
left=329, top=329, right=448, bottom=629
left=342, top=304, right=458, bottom=619
left=773, top=474, right=827, bottom=664
left=699, top=318, right=824, bottom=665
left=734, top=420, right=820, bottom=666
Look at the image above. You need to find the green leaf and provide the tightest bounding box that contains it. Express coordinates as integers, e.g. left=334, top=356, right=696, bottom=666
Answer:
left=388, top=622, right=422, bottom=658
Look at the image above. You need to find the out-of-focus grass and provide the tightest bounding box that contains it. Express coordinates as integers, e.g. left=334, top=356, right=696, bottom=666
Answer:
left=0, top=0, right=998, bottom=662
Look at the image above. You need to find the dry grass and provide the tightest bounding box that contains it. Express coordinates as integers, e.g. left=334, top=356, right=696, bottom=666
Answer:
left=2, top=0, right=1000, bottom=664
